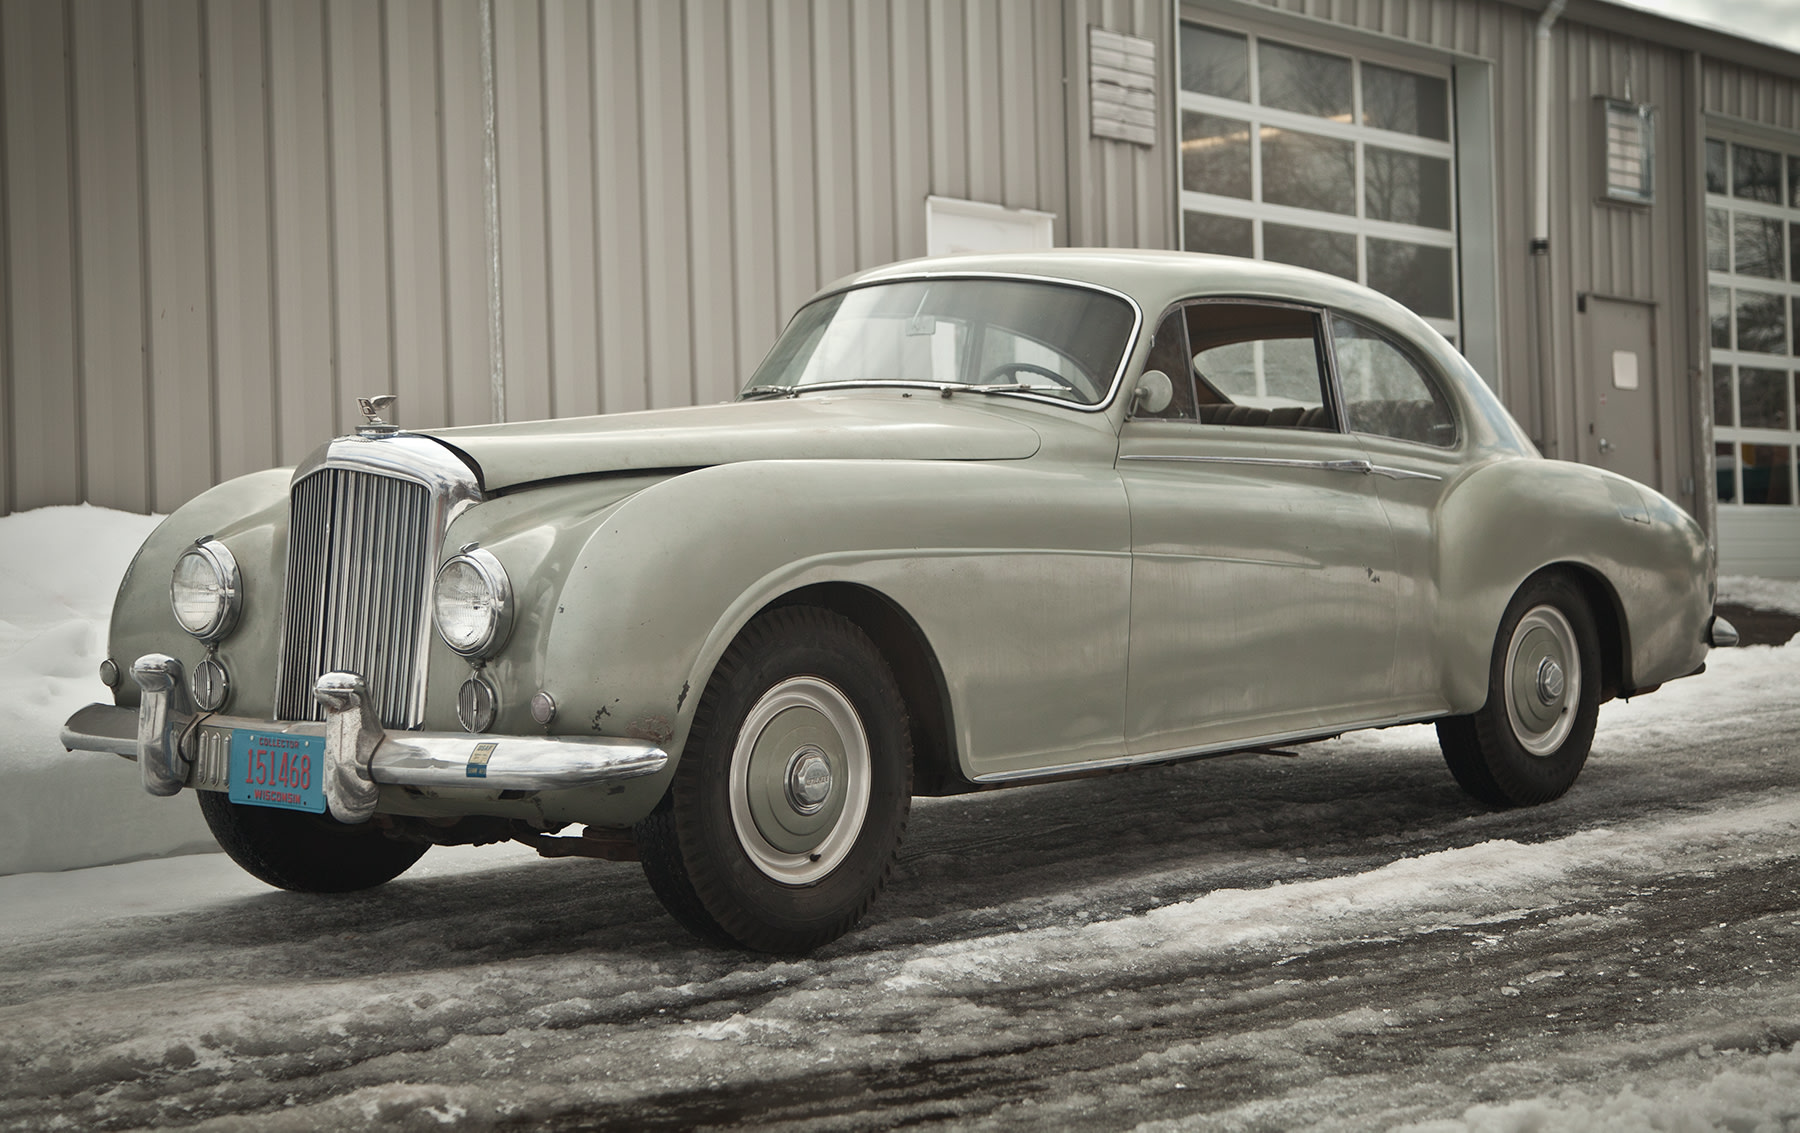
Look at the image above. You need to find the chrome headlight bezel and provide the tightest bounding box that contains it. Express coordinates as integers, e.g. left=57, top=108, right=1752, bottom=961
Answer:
left=169, top=537, right=242, bottom=642
left=433, top=547, right=514, bottom=659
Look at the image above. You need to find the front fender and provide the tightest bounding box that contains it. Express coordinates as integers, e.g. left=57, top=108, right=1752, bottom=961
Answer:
left=1434, top=460, right=1709, bottom=713
left=540, top=457, right=1133, bottom=798
left=106, top=468, right=293, bottom=711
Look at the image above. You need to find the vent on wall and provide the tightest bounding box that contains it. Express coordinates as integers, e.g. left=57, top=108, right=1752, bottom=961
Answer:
left=1598, top=98, right=1656, bottom=206
left=1090, top=27, right=1157, bottom=147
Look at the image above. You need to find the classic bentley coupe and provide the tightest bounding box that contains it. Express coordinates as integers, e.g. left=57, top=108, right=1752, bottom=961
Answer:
left=63, top=251, right=1731, bottom=952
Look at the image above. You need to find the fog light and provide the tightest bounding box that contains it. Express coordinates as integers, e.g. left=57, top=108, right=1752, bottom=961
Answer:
left=458, top=675, right=498, bottom=733
left=191, top=658, right=230, bottom=712
left=529, top=690, right=556, bottom=726
left=98, top=658, right=120, bottom=689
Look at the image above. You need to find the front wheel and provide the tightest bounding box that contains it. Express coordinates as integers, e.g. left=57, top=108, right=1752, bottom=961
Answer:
left=198, top=791, right=429, bottom=892
left=636, top=606, right=913, bottom=953
left=1437, top=573, right=1601, bottom=807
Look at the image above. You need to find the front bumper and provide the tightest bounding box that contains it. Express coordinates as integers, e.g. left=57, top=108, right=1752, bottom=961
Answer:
left=61, top=654, right=669, bottom=823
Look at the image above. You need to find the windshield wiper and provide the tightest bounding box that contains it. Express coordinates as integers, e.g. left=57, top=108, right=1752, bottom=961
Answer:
left=933, top=382, right=1034, bottom=399
left=738, top=385, right=801, bottom=400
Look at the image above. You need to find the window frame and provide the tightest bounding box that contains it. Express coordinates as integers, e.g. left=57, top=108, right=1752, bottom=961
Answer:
left=1175, top=15, right=1460, bottom=342
left=1705, top=130, right=1800, bottom=509
left=1137, top=296, right=1347, bottom=432
left=1323, top=310, right=1463, bottom=450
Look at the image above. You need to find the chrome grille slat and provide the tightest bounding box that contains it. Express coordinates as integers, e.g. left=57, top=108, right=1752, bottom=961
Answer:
left=276, top=466, right=434, bottom=729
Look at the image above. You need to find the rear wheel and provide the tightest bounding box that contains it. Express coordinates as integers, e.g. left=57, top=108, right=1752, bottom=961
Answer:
left=636, top=606, right=912, bottom=953
left=198, top=791, right=429, bottom=892
left=1437, top=573, right=1601, bottom=807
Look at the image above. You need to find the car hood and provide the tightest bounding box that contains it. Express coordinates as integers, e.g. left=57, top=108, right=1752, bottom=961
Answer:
left=423, top=395, right=1044, bottom=491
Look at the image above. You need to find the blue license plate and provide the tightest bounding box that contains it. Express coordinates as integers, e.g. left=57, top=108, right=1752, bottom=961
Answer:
left=229, top=729, right=327, bottom=813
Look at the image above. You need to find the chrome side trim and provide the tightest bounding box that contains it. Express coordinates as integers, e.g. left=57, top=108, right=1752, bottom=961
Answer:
left=1368, top=464, right=1445, bottom=482
left=970, top=710, right=1449, bottom=784
left=1119, top=453, right=1442, bottom=481
left=132, top=655, right=194, bottom=796
left=370, top=733, right=669, bottom=791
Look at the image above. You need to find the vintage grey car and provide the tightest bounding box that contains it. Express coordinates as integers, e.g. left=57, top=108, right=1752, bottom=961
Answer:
left=63, top=250, right=1732, bottom=953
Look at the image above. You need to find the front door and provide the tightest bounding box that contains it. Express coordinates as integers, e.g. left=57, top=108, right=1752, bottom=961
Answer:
left=1582, top=296, right=1660, bottom=489
left=1119, top=301, right=1398, bottom=758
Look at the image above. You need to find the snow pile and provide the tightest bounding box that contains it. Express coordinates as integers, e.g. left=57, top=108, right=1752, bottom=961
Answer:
left=0, top=506, right=215, bottom=875
left=1717, top=574, right=1800, bottom=615
left=1399, top=1045, right=1800, bottom=1132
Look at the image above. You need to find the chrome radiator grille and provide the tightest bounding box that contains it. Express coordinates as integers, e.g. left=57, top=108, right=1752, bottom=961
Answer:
left=275, top=468, right=434, bottom=728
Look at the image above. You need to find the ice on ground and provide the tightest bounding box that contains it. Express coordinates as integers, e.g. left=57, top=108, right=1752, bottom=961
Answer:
left=1717, top=574, right=1800, bottom=615
left=1396, top=1045, right=1800, bottom=1133
left=0, top=505, right=214, bottom=875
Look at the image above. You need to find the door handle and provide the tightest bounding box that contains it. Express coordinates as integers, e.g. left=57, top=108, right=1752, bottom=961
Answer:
left=1319, top=459, right=1373, bottom=474
left=1598, top=438, right=1614, bottom=454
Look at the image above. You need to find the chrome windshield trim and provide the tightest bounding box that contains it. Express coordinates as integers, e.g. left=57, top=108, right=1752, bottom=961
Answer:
left=747, top=271, right=1145, bottom=414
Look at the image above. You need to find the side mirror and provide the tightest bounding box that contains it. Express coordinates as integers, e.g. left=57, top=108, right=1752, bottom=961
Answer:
left=1132, top=369, right=1174, bottom=416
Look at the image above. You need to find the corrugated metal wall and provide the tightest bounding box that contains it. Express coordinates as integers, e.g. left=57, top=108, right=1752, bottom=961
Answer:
left=0, top=0, right=1174, bottom=517
left=1702, top=57, right=1800, bottom=130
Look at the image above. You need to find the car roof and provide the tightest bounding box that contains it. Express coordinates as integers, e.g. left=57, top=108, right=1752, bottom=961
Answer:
left=827, top=249, right=1539, bottom=458
left=833, top=249, right=1431, bottom=339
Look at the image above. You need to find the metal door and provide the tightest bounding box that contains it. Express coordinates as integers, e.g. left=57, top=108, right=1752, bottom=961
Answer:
left=1582, top=296, right=1660, bottom=489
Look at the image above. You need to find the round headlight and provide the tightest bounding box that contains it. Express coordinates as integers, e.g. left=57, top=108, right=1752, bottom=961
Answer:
left=433, top=547, right=513, bottom=658
left=170, top=538, right=241, bottom=641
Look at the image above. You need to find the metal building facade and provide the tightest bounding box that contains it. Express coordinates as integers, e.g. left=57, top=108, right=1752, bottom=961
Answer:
left=2, top=0, right=1798, bottom=574
left=0, top=0, right=1170, bottom=518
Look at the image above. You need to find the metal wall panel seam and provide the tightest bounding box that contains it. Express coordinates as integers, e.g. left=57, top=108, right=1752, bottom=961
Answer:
left=321, top=0, right=344, bottom=438
left=480, top=0, right=504, bottom=423
left=64, top=0, right=90, bottom=506
left=133, top=0, right=157, bottom=511
left=539, top=0, right=559, bottom=418
left=433, top=0, right=454, bottom=427
left=263, top=0, right=286, bottom=464
left=727, top=0, right=777, bottom=387
left=379, top=0, right=400, bottom=427
left=199, top=0, right=222, bottom=489
left=0, top=0, right=12, bottom=515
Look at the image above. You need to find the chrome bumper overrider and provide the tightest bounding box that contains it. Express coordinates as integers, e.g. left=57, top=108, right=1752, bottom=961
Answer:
left=60, top=654, right=669, bottom=823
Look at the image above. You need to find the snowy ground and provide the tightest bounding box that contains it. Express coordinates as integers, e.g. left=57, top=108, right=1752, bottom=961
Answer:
left=1, top=509, right=1798, bottom=1129
left=0, top=506, right=215, bottom=876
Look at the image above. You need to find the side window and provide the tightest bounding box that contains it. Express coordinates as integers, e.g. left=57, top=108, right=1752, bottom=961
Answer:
left=1185, top=302, right=1335, bottom=429
left=1331, top=315, right=1457, bottom=447
left=1138, top=309, right=1199, bottom=420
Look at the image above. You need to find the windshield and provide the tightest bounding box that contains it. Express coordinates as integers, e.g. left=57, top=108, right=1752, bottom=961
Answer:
left=742, top=278, right=1137, bottom=406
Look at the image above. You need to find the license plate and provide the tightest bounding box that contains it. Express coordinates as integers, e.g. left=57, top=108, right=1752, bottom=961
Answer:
left=229, top=729, right=327, bottom=813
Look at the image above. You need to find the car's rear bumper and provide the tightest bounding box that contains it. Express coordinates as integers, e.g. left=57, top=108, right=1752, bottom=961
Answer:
left=61, top=655, right=668, bottom=823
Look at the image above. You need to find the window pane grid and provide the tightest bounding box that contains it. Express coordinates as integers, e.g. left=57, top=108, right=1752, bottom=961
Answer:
left=1707, top=136, right=1800, bottom=508
left=1177, top=23, right=1458, bottom=330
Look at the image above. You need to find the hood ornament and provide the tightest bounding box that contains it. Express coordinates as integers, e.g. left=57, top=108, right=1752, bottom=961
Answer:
left=355, top=394, right=399, bottom=437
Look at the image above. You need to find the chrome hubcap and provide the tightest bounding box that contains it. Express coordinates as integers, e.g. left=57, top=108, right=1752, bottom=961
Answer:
left=785, top=746, right=834, bottom=814
left=1535, top=657, right=1565, bottom=704
left=1505, top=605, right=1580, bottom=757
left=728, top=676, right=870, bottom=885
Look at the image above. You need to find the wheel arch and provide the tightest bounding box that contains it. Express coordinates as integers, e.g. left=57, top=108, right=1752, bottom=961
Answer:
left=1537, top=562, right=1632, bottom=702
left=762, top=582, right=968, bottom=797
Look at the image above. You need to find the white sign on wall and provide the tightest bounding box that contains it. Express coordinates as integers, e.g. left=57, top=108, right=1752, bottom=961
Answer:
left=925, top=196, right=1057, bottom=256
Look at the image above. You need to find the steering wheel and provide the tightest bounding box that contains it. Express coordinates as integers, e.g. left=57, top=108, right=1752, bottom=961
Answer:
left=977, top=361, right=1081, bottom=393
